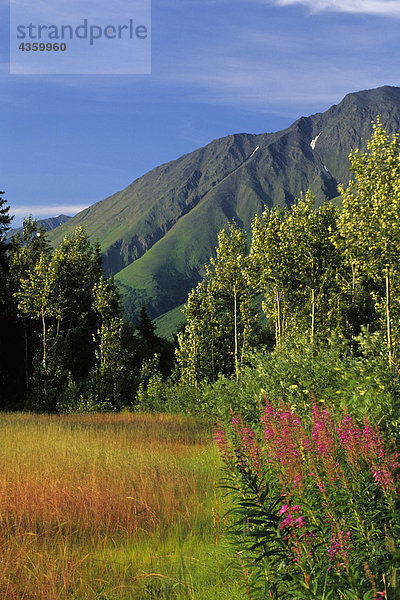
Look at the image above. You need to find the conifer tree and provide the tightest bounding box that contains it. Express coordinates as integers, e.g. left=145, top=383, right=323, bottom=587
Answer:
left=0, top=191, right=13, bottom=311
left=136, top=304, right=157, bottom=346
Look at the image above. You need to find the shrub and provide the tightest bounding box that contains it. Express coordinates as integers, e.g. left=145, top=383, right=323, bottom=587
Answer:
left=216, top=401, right=400, bottom=600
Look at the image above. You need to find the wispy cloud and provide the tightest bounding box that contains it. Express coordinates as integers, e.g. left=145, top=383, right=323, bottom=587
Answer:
left=157, top=18, right=398, bottom=115
left=11, top=204, right=88, bottom=218
left=268, top=0, right=400, bottom=17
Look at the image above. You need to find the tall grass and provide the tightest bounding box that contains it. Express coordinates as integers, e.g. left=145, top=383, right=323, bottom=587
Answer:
left=0, top=412, right=242, bottom=599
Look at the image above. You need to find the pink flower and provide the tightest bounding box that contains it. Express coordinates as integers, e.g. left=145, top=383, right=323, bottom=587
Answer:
left=214, top=426, right=234, bottom=463
left=280, top=514, right=293, bottom=529
left=328, top=531, right=351, bottom=566
left=261, top=403, right=311, bottom=491
left=294, top=517, right=305, bottom=528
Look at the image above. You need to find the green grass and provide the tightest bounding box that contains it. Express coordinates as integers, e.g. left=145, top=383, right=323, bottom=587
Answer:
left=155, top=305, right=186, bottom=340
left=0, top=412, right=244, bottom=600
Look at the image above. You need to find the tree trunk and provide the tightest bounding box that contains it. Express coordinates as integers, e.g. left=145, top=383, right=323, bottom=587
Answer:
left=234, top=284, right=239, bottom=383
left=351, top=262, right=356, bottom=304
left=240, top=329, right=247, bottom=371
left=41, top=307, right=46, bottom=370
left=311, top=287, right=315, bottom=346
left=193, top=334, right=198, bottom=390
left=275, top=287, right=281, bottom=350
left=211, top=327, right=215, bottom=381
left=385, top=267, right=394, bottom=366
left=23, top=321, right=29, bottom=395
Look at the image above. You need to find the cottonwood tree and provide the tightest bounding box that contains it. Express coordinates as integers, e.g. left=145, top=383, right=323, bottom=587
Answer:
left=283, top=192, right=340, bottom=345
left=92, top=275, right=124, bottom=375
left=16, top=227, right=106, bottom=386
left=177, top=222, right=258, bottom=385
left=251, top=194, right=343, bottom=347
left=9, top=217, right=52, bottom=391
left=15, top=251, right=55, bottom=369
left=176, top=280, right=218, bottom=386
left=338, top=119, right=400, bottom=365
left=250, top=205, right=297, bottom=348
left=51, top=226, right=103, bottom=338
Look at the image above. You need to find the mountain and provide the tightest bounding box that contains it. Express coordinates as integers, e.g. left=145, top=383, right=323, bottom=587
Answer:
left=8, top=214, right=71, bottom=239
left=49, top=86, right=400, bottom=334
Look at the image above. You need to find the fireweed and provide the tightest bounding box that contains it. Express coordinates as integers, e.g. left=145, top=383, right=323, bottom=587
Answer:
left=215, top=402, right=400, bottom=600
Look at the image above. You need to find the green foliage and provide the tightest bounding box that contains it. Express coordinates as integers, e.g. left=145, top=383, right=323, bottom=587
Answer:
left=250, top=192, right=343, bottom=347
left=92, top=275, right=121, bottom=322
left=10, top=223, right=148, bottom=412
left=6, top=116, right=400, bottom=425
left=136, top=355, right=167, bottom=412
left=136, top=303, right=157, bottom=346
left=338, top=119, right=400, bottom=364
left=176, top=335, right=400, bottom=446
left=57, top=391, right=116, bottom=414
left=177, top=222, right=259, bottom=385
left=8, top=216, right=52, bottom=293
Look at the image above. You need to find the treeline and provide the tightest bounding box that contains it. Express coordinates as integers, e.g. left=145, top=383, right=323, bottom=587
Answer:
left=176, top=120, right=400, bottom=384
left=0, top=214, right=173, bottom=411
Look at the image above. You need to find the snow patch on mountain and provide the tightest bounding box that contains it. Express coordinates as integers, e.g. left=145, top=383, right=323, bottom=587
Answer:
left=310, top=132, right=322, bottom=150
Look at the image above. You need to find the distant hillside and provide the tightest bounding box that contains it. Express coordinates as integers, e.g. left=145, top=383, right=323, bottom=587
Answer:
left=8, top=214, right=71, bottom=239
left=49, top=86, right=400, bottom=335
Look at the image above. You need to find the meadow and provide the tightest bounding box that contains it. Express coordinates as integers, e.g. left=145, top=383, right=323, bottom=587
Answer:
left=0, top=412, right=243, bottom=600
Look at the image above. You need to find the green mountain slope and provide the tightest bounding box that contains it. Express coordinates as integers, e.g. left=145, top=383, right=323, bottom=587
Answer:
left=49, top=86, right=400, bottom=331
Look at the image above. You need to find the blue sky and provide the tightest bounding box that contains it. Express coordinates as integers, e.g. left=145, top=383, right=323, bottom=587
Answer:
left=1, top=0, right=400, bottom=226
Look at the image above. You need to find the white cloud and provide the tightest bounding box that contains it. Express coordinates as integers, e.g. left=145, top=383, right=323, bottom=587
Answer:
left=11, top=204, right=88, bottom=218
left=269, top=0, right=400, bottom=17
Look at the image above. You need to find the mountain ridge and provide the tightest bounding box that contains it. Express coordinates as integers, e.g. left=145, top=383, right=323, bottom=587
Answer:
left=7, top=214, right=71, bottom=240
left=49, top=85, right=400, bottom=332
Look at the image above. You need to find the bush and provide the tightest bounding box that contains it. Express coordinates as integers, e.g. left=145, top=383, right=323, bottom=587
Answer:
left=216, top=402, right=400, bottom=600
left=194, top=335, right=400, bottom=445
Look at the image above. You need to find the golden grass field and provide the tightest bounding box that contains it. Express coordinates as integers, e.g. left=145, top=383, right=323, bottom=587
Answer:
left=0, top=412, right=243, bottom=600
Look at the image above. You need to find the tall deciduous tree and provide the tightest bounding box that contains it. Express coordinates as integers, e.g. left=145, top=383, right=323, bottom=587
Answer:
left=51, top=226, right=103, bottom=336
left=251, top=193, right=342, bottom=347
left=177, top=222, right=258, bottom=385
left=15, top=251, right=55, bottom=369
left=176, top=280, right=217, bottom=386
left=250, top=206, right=293, bottom=348
left=338, top=119, right=400, bottom=365
left=9, top=217, right=52, bottom=392
left=15, top=226, right=104, bottom=378
left=283, top=192, right=340, bottom=344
